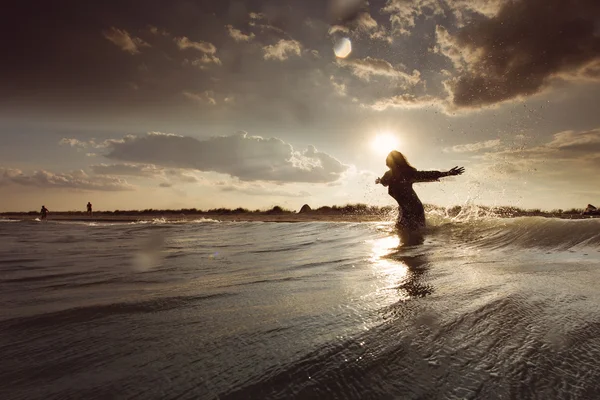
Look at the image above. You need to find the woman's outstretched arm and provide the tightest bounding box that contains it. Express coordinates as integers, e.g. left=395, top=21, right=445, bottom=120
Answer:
left=375, top=171, right=392, bottom=186
left=414, top=166, right=464, bottom=183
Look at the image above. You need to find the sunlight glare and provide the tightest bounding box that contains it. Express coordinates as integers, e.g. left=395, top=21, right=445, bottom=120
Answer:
left=368, top=235, right=410, bottom=302
left=371, top=133, right=399, bottom=155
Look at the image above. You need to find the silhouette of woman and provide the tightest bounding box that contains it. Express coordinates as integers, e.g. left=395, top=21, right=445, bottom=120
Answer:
left=376, top=150, right=464, bottom=244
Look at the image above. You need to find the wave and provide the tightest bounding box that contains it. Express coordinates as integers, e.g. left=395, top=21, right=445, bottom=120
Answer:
left=0, top=292, right=235, bottom=329
left=426, top=214, right=600, bottom=251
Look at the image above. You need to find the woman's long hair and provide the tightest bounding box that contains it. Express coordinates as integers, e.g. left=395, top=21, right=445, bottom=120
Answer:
left=386, top=150, right=416, bottom=173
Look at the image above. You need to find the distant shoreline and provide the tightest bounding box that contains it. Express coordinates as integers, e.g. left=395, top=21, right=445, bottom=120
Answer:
left=0, top=213, right=387, bottom=223
left=1, top=204, right=598, bottom=223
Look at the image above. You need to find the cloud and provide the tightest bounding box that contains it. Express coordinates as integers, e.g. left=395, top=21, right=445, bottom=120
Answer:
left=445, top=139, right=501, bottom=153
left=0, top=168, right=133, bottom=191
left=104, top=132, right=349, bottom=183
left=329, top=11, right=393, bottom=43
left=174, top=36, right=217, bottom=54
left=355, top=12, right=378, bottom=31
left=103, top=27, right=150, bottom=54
left=249, top=12, right=267, bottom=20
left=382, top=0, right=445, bottom=36
left=263, top=39, right=302, bottom=61
left=59, top=138, right=110, bottom=149
left=328, top=25, right=350, bottom=35
left=368, top=93, right=443, bottom=111
left=148, top=25, right=170, bottom=36
left=182, top=54, right=222, bottom=69
left=480, top=128, right=600, bottom=178
left=545, top=129, right=600, bottom=153
left=90, top=163, right=163, bottom=177
left=330, top=76, right=347, bottom=96
left=219, top=183, right=311, bottom=198
left=92, top=163, right=200, bottom=184
left=337, top=57, right=420, bottom=83
left=59, top=138, right=88, bottom=149
left=436, top=0, right=600, bottom=109
left=182, top=90, right=217, bottom=105
left=226, top=25, right=255, bottom=42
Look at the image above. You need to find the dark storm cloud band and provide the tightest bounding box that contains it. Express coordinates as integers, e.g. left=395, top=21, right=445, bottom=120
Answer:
left=437, top=0, right=600, bottom=108
left=102, top=132, right=348, bottom=183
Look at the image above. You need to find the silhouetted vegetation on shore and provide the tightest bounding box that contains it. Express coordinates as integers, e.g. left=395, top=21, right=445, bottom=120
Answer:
left=0, top=203, right=594, bottom=219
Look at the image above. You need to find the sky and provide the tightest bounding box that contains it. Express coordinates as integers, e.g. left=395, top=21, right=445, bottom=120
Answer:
left=1, top=0, right=599, bottom=212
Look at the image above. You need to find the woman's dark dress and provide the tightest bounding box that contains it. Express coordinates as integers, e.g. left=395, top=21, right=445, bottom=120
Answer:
left=379, top=169, right=445, bottom=231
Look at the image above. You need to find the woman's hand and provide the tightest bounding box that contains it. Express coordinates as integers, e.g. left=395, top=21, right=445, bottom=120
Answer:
left=448, top=166, right=465, bottom=176
left=375, top=177, right=381, bottom=184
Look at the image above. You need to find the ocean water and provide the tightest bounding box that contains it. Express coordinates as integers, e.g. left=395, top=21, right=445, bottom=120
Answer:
left=1, top=215, right=600, bottom=399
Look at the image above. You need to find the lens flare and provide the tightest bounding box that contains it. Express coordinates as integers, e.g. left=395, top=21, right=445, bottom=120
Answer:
left=334, top=37, right=352, bottom=58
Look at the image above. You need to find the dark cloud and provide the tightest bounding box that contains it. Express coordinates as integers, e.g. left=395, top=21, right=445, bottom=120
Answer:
left=328, top=0, right=367, bottom=25
left=104, top=132, right=349, bottom=183
left=0, top=168, right=133, bottom=191
left=438, top=0, right=600, bottom=108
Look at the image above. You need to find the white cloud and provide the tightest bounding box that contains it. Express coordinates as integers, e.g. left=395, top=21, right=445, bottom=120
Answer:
left=328, top=25, right=350, bottom=35
left=59, top=138, right=110, bottom=149
left=174, top=36, right=217, bottom=54
left=103, top=27, right=150, bottom=54
left=337, top=57, right=420, bottom=83
left=368, top=93, right=445, bottom=111
left=59, top=138, right=88, bottom=149
left=263, top=39, right=302, bottom=61
left=104, top=132, right=349, bottom=183
left=226, top=25, right=255, bottom=42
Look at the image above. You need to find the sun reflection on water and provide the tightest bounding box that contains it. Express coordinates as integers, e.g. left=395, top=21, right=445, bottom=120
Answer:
left=368, top=235, right=411, bottom=302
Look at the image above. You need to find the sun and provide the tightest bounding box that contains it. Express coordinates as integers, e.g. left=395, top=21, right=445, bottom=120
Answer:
left=371, top=133, right=399, bottom=155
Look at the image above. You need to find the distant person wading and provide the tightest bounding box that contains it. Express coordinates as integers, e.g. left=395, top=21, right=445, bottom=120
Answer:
left=87, top=202, right=93, bottom=216
left=40, top=205, right=49, bottom=221
left=376, top=150, right=464, bottom=244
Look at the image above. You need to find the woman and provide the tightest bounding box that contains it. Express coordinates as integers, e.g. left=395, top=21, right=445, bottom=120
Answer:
left=376, top=150, right=464, bottom=243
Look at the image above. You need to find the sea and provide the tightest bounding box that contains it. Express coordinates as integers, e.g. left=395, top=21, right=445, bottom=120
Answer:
left=1, top=213, right=600, bottom=400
